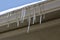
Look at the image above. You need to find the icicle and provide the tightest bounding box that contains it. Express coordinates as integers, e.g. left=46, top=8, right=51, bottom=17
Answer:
left=39, top=4, right=43, bottom=24
left=20, top=8, right=26, bottom=23
left=27, top=7, right=31, bottom=33
left=32, top=7, right=36, bottom=24
left=20, top=9, right=24, bottom=23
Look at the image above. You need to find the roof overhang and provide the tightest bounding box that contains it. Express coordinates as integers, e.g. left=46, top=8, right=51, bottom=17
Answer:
left=0, top=0, right=47, bottom=15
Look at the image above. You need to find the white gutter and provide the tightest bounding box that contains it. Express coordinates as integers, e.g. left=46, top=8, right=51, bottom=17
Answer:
left=0, top=0, right=46, bottom=15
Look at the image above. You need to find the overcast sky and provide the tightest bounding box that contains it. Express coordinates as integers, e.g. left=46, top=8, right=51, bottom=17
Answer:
left=0, top=0, right=40, bottom=12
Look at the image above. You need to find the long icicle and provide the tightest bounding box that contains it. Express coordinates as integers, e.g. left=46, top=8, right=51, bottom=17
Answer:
left=27, top=7, right=31, bottom=33
left=32, top=6, right=36, bottom=24
left=20, top=8, right=25, bottom=23
left=39, top=2, right=46, bottom=24
left=39, top=5, right=42, bottom=24
left=20, top=9, right=23, bottom=23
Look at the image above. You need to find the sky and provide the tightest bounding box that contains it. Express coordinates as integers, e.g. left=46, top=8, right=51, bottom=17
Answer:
left=0, top=0, right=41, bottom=12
